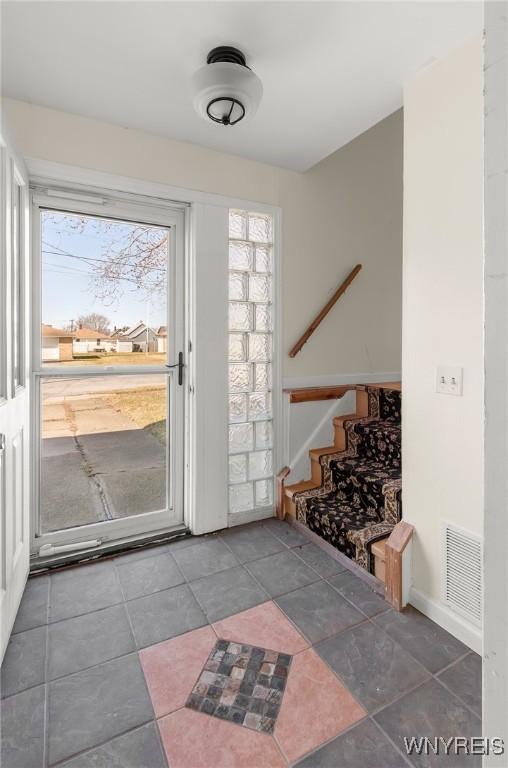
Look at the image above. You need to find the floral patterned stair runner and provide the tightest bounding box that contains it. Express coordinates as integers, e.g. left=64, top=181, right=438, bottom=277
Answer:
left=293, top=387, right=402, bottom=574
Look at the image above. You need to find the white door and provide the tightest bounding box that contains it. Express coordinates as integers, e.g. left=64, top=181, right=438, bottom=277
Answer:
left=31, top=187, right=187, bottom=562
left=0, top=135, right=31, bottom=661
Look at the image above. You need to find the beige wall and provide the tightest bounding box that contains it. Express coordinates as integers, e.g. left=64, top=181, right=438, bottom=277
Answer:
left=3, top=97, right=402, bottom=379
left=402, top=38, right=483, bottom=649
left=281, top=110, right=402, bottom=380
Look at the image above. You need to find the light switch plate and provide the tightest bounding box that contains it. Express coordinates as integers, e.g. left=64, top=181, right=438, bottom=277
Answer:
left=436, top=366, right=463, bottom=396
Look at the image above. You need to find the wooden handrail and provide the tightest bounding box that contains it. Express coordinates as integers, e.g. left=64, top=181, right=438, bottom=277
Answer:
left=288, top=264, right=362, bottom=358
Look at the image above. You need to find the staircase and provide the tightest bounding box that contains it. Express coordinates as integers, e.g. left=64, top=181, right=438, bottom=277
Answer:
left=284, top=383, right=402, bottom=578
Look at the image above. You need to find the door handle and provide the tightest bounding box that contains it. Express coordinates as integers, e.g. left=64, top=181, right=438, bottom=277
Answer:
left=0, top=434, right=4, bottom=454
left=166, top=352, right=184, bottom=385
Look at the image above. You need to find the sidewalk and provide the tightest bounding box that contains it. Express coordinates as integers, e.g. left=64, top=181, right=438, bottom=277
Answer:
left=41, top=392, right=166, bottom=532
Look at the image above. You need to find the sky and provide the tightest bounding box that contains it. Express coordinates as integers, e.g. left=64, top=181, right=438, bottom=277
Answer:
left=41, top=211, right=168, bottom=332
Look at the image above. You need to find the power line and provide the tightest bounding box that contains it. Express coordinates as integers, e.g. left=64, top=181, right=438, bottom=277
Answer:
left=42, top=242, right=166, bottom=271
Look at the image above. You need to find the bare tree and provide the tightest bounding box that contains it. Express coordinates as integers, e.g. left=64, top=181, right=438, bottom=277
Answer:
left=42, top=213, right=167, bottom=305
left=77, top=313, right=111, bottom=334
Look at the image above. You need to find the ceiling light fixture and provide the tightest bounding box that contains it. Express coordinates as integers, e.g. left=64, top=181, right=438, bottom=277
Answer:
left=191, top=46, right=263, bottom=126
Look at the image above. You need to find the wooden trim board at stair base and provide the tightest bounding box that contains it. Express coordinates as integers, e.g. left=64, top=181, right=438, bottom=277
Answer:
left=283, top=493, right=296, bottom=520
left=370, top=538, right=387, bottom=581
left=276, top=467, right=290, bottom=520
left=384, top=521, right=414, bottom=611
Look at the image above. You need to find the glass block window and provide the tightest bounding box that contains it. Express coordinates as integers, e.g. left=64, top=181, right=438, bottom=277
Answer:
left=228, top=209, right=274, bottom=515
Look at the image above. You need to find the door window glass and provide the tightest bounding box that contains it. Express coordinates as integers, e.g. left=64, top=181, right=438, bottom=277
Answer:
left=40, top=210, right=169, bottom=366
left=40, top=374, right=168, bottom=533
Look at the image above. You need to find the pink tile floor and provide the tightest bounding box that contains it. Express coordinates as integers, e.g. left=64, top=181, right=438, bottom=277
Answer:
left=141, top=601, right=366, bottom=766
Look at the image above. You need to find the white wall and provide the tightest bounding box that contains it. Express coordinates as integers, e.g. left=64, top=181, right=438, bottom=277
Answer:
left=191, top=203, right=229, bottom=534
left=116, top=340, right=132, bottom=353
left=483, top=1, right=508, bottom=754
left=285, top=390, right=356, bottom=482
left=402, top=37, right=483, bottom=650
left=3, top=98, right=402, bottom=382
left=42, top=337, right=59, bottom=361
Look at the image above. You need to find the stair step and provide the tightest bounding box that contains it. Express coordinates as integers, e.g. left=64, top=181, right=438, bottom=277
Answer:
left=309, top=446, right=337, bottom=483
left=309, top=446, right=337, bottom=461
left=286, top=380, right=402, bottom=574
left=329, top=457, right=401, bottom=482
left=333, top=413, right=358, bottom=428
left=285, top=480, right=318, bottom=499
left=343, top=420, right=401, bottom=466
left=333, top=413, right=358, bottom=451
left=321, top=459, right=401, bottom=531
left=304, top=495, right=386, bottom=565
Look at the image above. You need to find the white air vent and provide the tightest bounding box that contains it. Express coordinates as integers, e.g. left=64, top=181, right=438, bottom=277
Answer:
left=442, top=522, right=482, bottom=625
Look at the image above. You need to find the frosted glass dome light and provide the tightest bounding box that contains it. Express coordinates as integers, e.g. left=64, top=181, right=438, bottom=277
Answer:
left=191, top=47, right=263, bottom=126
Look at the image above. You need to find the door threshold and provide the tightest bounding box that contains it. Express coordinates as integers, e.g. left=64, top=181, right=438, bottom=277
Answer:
left=30, top=524, right=190, bottom=573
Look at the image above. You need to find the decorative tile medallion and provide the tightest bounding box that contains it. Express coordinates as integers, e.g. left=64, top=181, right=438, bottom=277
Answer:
left=185, top=638, right=291, bottom=734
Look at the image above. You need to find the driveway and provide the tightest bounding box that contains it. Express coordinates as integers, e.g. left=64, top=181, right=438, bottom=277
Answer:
left=41, top=389, right=166, bottom=533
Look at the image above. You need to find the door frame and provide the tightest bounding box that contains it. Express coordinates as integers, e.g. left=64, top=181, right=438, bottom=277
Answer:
left=30, top=184, right=190, bottom=561
left=26, top=159, right=283, bottom=543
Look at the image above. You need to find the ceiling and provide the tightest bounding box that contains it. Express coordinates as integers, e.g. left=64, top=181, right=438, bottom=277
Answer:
left=1, top=1, right=482, bottom=171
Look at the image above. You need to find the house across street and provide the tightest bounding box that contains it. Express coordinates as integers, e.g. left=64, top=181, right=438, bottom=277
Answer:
left=41, top=321, right=168, bottom=362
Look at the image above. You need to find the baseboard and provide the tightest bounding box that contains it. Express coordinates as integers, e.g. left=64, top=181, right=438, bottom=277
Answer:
left=289, top=518, right=385, bottom=596
left=227, top=508, right=275, bottom=527
left=409, top=587, right=482, bottom=655
left=282, top=372, right=401, bottom=389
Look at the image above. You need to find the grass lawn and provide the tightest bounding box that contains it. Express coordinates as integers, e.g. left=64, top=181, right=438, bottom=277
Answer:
left=107, top=387, right=166, bottom=444
left=59, top=352, right=167, bottom=366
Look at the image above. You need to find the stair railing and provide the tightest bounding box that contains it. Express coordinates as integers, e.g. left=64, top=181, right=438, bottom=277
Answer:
left=288, top=264, right=362, bottom=357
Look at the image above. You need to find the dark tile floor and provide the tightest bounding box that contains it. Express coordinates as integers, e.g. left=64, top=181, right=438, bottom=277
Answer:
left=1, top=519, right=482, bottom=767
